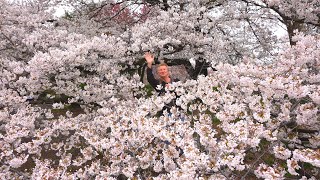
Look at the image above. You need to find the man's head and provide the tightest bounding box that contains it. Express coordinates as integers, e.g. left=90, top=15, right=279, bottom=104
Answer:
left=157, top=63, right=169, bottom=79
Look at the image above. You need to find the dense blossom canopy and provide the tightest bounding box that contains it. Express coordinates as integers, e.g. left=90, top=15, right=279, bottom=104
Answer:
left=0, top=0, right=319, bottom=179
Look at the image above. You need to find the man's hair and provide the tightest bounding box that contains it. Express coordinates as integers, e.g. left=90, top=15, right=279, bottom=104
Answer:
left=157, top=63, right=169, bottom=69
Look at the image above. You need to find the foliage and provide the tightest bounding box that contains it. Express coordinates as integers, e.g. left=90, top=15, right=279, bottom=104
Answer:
left=0, top=0, right=319, bottom=179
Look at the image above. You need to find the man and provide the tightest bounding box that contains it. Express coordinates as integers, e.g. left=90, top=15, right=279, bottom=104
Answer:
left=144, top=53, right=185, bottom=156
left=144, top=52, right=178, bottom=94
left=144, top=52, right=180, bottom=115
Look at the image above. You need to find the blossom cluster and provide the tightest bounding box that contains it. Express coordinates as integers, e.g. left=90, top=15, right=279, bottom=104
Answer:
left=0, top=0, right=319, bottom=179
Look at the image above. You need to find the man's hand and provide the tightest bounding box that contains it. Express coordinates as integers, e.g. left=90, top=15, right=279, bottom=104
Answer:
left=144, top=52, right=154, bottom=68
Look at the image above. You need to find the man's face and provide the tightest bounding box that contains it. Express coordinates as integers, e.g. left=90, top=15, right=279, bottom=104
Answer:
left=157, top=65, right=169, bottom=78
